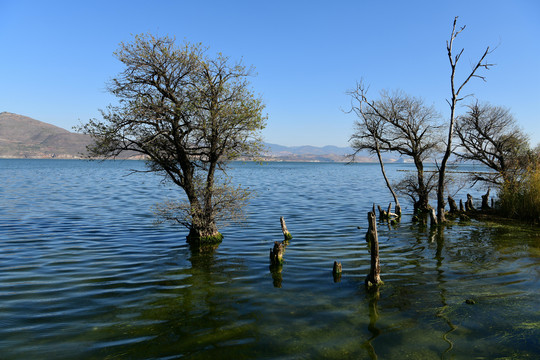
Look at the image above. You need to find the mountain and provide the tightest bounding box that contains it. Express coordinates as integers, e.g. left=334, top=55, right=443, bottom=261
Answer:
left=0, top=112, right=388, bottom=162
left=262, top=143, right=377, bottom=162
left=0, top=112, right=93, bottom=159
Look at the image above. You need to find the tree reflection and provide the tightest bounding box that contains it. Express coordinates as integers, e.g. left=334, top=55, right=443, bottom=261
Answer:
left=269, top=263, right=283, bottom=288
left=432, top=227, right=457, bottom=359
left=363, top=287, right=381, bottom=359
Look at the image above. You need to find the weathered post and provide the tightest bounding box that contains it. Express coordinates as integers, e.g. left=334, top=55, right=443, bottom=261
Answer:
left=465, top=194, right=475, bottom=212
left=429, top=208, right=438, bottom=227
left=280, top=216, right=293, bottom=241
left=365, top=211, right=382, bottom=288
left=270, top=241, right=284, bottom=265
left=459, top=199, right=464, bottom=212
left=333, top=261, right=342, bottom=283
left=448, top=196, right=459, bottom=213
left=481, top=189, right=491, bottom=210
left=377, top=205, right=385, bottom=220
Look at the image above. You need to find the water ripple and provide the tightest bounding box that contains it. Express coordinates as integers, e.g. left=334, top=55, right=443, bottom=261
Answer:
left=0, top=160, right=538, bottom=359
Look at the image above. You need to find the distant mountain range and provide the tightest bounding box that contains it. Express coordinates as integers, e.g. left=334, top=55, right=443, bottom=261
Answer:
left=261, top=143, right=374, bottom=162
left=0, top=112, right=390, bottom=162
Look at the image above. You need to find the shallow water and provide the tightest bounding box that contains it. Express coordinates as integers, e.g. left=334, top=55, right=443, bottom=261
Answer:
left=0, top=159, right=538, bottom=359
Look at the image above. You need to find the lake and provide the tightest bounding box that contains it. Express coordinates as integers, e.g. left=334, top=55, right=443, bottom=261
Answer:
left=0, top=159, right=538, bottom=359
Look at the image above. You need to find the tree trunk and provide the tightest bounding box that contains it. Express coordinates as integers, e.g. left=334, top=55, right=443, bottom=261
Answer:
left=481, top=188, right=491, bottom=210
left=429, top=208, right=438, bottom=227
left=186, top=219, right=222, bottom=250
left=374, top=140, right=401, bottom=218
left=365, top=211, right=382, bottom=288
left=414, top=158, right=430, bottom=212
left=448, top=196, right=459, bottom=213
left=437, top=124, right=452, bottom=223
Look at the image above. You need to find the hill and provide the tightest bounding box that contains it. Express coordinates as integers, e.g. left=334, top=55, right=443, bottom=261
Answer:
left=0, top=112, right=93, bottom=158
left=262, top=143, right=379, bottom=162
left=0, top=112, right=389, bottom=162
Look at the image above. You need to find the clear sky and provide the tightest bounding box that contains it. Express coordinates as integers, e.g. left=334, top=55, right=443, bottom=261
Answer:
left=1, top=0, right=539, bottom=147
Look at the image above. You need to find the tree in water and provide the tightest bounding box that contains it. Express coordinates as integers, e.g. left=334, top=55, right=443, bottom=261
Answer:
left=80, top=34, right=266, bottom=249
left=347, top=82, right=401, bottom=217
left=348, top=82, right=442, bottom=214
left=455, top=101, right=529, bottom=186
left=437, top=17, right=493, bottom=223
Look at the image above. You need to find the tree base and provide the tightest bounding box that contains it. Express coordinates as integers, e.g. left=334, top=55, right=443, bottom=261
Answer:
left=365, top=277, right=384, bottom=288
left=186, top=232, right=223, bottom=252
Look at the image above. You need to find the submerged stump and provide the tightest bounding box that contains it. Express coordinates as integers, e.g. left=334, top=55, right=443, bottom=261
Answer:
left=481, top=189, right=491, bottom=210
left=365, top=211, right=382, bottom=288
left=429, top=208, right=438, bottom=227
left=333, top=261, right=342, bottom=283
left=465, top=194, right=475, bottom=212
left=377, top=205, right=387, bottom=220
left=280, top=216, right=293, bottom=241
left=270, top=241, right=284, bottom=265
left=448, top=196, right=459, bottom=213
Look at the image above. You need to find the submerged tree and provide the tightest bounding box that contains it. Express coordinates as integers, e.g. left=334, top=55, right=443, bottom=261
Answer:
left=80, top=34, right=266, bottom=248
left=347, top=82, right=401, bottom=217
left=437, top=17, right=493, bottom=222
left=348, top=83, right=442, bottom=213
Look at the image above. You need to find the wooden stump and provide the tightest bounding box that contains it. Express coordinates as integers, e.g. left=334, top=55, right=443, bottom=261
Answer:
left=377, top=203, right=396, bottom=221
left=270, top=241, right=284, bottom=265
left=377, top=205, right=387, bottom=220
left=365, top=211, right=382, bottom=288
left=465, top=194, right=475, bottom=212
left=481, top=189, right=491, bottom=210
left=429, top=208, right=438, bottom=227
left=280, top=216, right=293, bottom=241
left=395, top=203, right=402, bottom=218
left=333, top=261, right=342, bottom=283
left=448, top=196, right=459, bottom=213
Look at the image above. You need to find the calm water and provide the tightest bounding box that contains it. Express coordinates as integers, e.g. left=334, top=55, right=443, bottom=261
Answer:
left=0, top=159, right=538, bottom=359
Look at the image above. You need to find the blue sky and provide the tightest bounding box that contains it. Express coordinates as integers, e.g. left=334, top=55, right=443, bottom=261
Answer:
left=1, top=0, right=539, bottom=147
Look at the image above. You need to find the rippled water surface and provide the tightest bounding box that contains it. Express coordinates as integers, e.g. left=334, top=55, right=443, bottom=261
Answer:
left=0, top=159, right=539, bottom=359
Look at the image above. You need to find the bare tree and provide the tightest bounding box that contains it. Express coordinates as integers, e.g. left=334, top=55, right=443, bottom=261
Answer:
left=347, top=82, right=401, bottom=217
left=437, top=16, right=494, bottom=222
left=455, top=101, right=529, bottom=185
left=348, top=84, right=442, bottom=213
left=79, top=34, right=266, bottom=249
